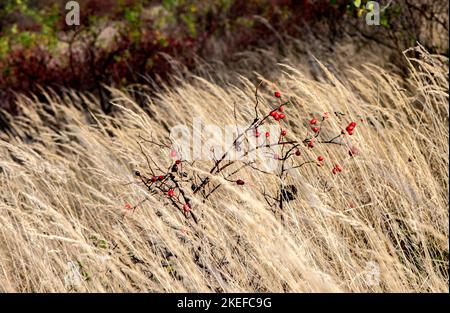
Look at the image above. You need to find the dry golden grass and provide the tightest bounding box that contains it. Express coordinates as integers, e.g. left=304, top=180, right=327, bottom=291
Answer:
left=0, top=45, right=448, bottom=292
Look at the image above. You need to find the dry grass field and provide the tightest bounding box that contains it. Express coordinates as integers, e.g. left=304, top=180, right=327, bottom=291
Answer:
left=0, top=44, right=448, bottom=292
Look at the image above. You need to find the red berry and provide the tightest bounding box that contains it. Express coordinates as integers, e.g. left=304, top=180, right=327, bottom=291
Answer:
left=295, top=149, right=301, bottom=156
left=151, top=176, right=157, bottom=182
left=275, top=115, right=281, bottom=121
left=158, top=175, right=164, bottom=181
left=279, top=113, right=286, bottom=119
left=346, top=122, right=356, bottom=134
left=270, top=111, right=278, bottom=117
left=170, top=150, right=177, bottom=157
left=274, top=91, right=281, bottom=98
left=335, top=164, right=342, bottom=172
left=281, top=130, right=287, bottom=136
left=310, top=118, right=317, bottom=125
left=317, top=155, right=324, bottom=162
left=168, top=189, right=175, bottom=197
left=255, top=131, right=261, bottom=137
left=308, top=140, right=314, bottom=148
left=278, top=106, right=284, bottom=112
left=312, top=127, right=319, bottom=133
left=124, top=203, right=132, bottom=210
left=348, top=130, right=353, bottom=136
left=183, top=203, right=191, bottom=213
left=236, top=179, right=245, bottom=185
left=265, top=132, right=270, bottom=138
left=332, top=168, right=337, bottom=175
left=175, top=160, right=181, bottom=165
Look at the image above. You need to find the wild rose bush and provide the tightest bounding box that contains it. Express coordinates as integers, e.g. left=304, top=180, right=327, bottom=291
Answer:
left=131, top=86, right=361, bottom=224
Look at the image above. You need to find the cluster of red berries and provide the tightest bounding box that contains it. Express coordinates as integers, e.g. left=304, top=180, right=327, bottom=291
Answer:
left=149, top=175, right=165, bottom=182
left=332, top=164, right=343, bottom=175
left=167, top=189, right=191, bottom=214
left=257, top=91, right=288, bottom=140
left=136, top=170, right=164, bottom=183
left=270, top=109, right=286, bottom=121
left=309, top=118, right=320, bottom=133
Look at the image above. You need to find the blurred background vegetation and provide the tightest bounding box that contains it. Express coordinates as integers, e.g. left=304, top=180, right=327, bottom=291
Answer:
left=0, top=0, right=448, bottom=115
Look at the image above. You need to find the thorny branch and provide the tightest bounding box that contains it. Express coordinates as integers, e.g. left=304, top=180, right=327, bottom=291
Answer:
left=130, top=83, right=361, bottom=225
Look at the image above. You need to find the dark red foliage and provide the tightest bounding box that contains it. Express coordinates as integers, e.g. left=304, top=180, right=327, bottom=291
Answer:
left=0, top=1, right=349, bottom=117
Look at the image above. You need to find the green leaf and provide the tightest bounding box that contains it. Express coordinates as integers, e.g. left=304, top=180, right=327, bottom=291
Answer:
left=98, top=240, right=109, bottom=249
left=125, top=8, right=140, bottom=25
left=380, top=15, right=389, bottom=28
left=353, top=0, right=361, bottom=8
left=17, top=31, right=33, bottom=48
left=158, top=37, right=169, bottom=47
left=0, top=37, right=10, bottom=58
left=11, top=24, right=18, bottom=35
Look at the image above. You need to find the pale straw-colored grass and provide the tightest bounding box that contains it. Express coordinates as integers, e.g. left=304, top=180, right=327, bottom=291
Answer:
left=0, top=45, right=448, bottom=292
